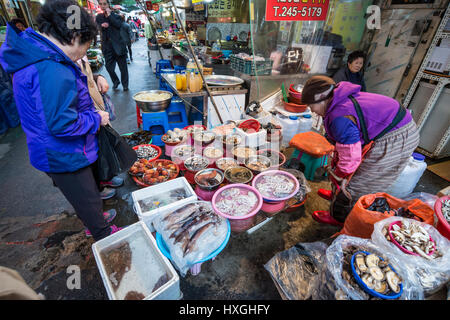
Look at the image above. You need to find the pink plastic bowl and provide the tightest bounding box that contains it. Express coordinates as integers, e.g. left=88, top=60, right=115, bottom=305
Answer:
left=212, top=183, right=263, bottom=233
left=388, top=220, right=436, bottom=256
left=261, top=200, right=286, bottom=214
left=252, top=170, right=299, bottom=202
left=434, top=196, right=450, bottom=240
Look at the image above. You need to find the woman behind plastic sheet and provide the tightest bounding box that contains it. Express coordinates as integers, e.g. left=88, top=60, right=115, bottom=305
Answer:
left=333, top=50, right=367, bottom=92
left=301, top=76, right=419, bottom=226
left=0, top=0, right=122, bottom=241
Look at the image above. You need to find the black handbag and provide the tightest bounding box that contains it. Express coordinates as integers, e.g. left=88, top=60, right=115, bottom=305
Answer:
left=97, top=124, right=137, bottom=181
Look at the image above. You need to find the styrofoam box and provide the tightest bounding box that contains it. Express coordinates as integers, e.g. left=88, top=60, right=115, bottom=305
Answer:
left=92, top=221, right=182, bottom=300
left=235, top=127, right=267, bottom=149
left=141, top=197, right=198, bottom=235
left=132, top=177, right=197, bottom=230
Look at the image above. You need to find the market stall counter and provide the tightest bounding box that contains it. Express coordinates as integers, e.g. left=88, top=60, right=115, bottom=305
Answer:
left=161, top=73, right=248, bottom=128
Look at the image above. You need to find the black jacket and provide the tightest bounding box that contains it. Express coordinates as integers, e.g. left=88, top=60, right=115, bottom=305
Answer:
left=96, top=12, right=127, bottom=56
left=333, top=66, right=367, bottom=92
left=120, top=22, right=133, bottom=46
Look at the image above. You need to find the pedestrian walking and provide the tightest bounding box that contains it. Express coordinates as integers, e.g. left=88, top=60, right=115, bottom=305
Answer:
left=96, top=0, right=129, bottom=91
left=120, top=15, right=133, bottom=63
left=127, top=16, right=138, bottom=42
left=0, top=0, right=122, bottom=241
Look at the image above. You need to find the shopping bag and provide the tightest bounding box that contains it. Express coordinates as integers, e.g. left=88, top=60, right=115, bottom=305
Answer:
left=289, top=131, right=334, bottom=157
left=334, top=192, right=435, bottom=239
left=102, top=94, right=116, bottom=121
left=97, top=125, right=137, bottom=181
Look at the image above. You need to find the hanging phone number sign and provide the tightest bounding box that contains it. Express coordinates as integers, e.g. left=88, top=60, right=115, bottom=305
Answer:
left=265, top=0, right=329, bottom=21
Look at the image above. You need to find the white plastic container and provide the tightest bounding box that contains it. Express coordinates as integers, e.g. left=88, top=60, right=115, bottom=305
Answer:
left=235, top=126, right=267, bottom=149
left=387, top=153, right=427, bottom=198
left=132, top=177, right=197, bottom=231
left=298, top=114, right=313, bottom=134
left=277, top=115, right=300, bottom=147
left=92, top=221, right=181, bottom=300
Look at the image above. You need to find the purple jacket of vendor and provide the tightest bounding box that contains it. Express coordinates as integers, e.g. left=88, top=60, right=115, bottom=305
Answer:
left=324, top=81, right=412, bottom=145
left=0, top=25, right=100, bottom=173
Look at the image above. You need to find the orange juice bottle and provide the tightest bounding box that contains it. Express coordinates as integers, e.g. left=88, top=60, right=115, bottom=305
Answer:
left=175, top=72, right=183, bottom=90
left=181, top=72, right=187, bottom=91
left=189, top=72, right=196, bottom=92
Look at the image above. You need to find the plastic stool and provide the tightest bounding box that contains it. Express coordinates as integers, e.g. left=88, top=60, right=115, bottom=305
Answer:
left=188, top=96, right=204, bottom=124
left=156, top=60, right=172, bottom=78
left=166, top=98, right=188, bottom=130
left=141, top=111, right=170, bottom=147
left=289, top=149, right=328, bottom=181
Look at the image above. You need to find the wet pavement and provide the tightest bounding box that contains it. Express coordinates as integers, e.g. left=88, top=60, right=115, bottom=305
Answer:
left=0, top=39, right=448, bottom=300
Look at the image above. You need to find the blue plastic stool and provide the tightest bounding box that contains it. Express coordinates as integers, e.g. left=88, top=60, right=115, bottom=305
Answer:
left=156, top=59, right=172, bottom=78
left=166, top=98, right=188, bottom=130
left=289, top=149, right=328, bottom=181
left=141, top=111, right=170, bottom=147
left=188, top=96, right=204, bottom=124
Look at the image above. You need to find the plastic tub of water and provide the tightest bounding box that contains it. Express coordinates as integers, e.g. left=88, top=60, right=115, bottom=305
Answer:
left=252, top=170, right=299, bottom=203
left=212, top=184, right=263, bottom=232
left=131, top=177, right=197, bottom=231
left=155, top=219, right=231, bottom=275
left=92, top=221, right=181, bottom=300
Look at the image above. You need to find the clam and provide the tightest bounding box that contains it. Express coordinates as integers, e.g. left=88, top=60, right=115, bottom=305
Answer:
left=352, top=251, right=402, bottom=297
left=365, top=254, right=380, bottom=268
left=355, top=254, right=368, bottom=273
left=368, top=266, right=385, bottom=281
left=373, top=280, right=388, bottom=294
left=386, top=271, right=401, bottom=293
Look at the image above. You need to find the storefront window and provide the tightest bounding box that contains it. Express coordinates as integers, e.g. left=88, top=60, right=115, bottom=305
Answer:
left=249, top=0, right=373, bottom=101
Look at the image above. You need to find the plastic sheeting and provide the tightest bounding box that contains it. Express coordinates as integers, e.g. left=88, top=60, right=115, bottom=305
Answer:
left=325, top=235, right=424, bottom=300
left=153, top=201, right=229, bottom=276
left=372, top=216, right=450, bottom=296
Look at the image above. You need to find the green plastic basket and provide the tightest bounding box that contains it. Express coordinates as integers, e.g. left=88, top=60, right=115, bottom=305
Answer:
left=230, top=54, right=273, bottom=76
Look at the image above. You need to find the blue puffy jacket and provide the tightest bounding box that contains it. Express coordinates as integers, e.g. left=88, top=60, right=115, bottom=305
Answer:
left=0, top=26, right=101, bottom=173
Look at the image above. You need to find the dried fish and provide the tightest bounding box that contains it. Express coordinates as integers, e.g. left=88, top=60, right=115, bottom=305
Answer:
left=385, top=221, right=440, bottom=259
left=441, top=199, right=450, bottom=223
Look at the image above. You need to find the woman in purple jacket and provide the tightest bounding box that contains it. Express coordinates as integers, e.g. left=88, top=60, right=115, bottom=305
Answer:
left=0, top=0, right=121, bottom=240
left=301, top=76, right=419, bottom=226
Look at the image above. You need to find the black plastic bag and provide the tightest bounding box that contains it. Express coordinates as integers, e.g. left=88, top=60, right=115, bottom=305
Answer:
left=97, top=125, right=137, bottom=181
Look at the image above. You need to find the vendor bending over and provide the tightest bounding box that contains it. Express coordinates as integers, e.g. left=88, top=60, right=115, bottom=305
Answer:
left=301, top=76, right=419, bottom=226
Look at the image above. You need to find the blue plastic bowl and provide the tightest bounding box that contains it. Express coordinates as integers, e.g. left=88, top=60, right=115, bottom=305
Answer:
left=350, top=250, right=403, bottom=300
left=221, top=50, right=232, bottom=58
left=156, top=219, right=231, bottom=264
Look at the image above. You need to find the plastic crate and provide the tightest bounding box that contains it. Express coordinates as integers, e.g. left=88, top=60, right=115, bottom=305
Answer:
left=230, top=54, right=273, bottom=76
left=131, top=177, right=197, bottom=231
left=92, top=221, right=182, bottom=300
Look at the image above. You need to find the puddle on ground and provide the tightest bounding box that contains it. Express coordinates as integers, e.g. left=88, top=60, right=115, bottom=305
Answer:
left=104, top=193, right=139, bottom=228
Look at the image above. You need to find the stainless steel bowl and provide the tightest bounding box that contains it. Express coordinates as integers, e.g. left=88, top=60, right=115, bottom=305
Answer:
left=133, top=90, right=173, bottom=112
left=194, top=168, right=224, bottom=191
left=245, top=155, right=272, bottom=174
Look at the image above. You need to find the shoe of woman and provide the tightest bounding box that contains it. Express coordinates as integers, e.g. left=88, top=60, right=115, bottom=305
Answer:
left=100, top=187, right=116, bottom=200
left=100, top=176, right=124, bottom=188
left=312, top=211, right=344, bottom=227
left=318, top=189, right=333, bottom=201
